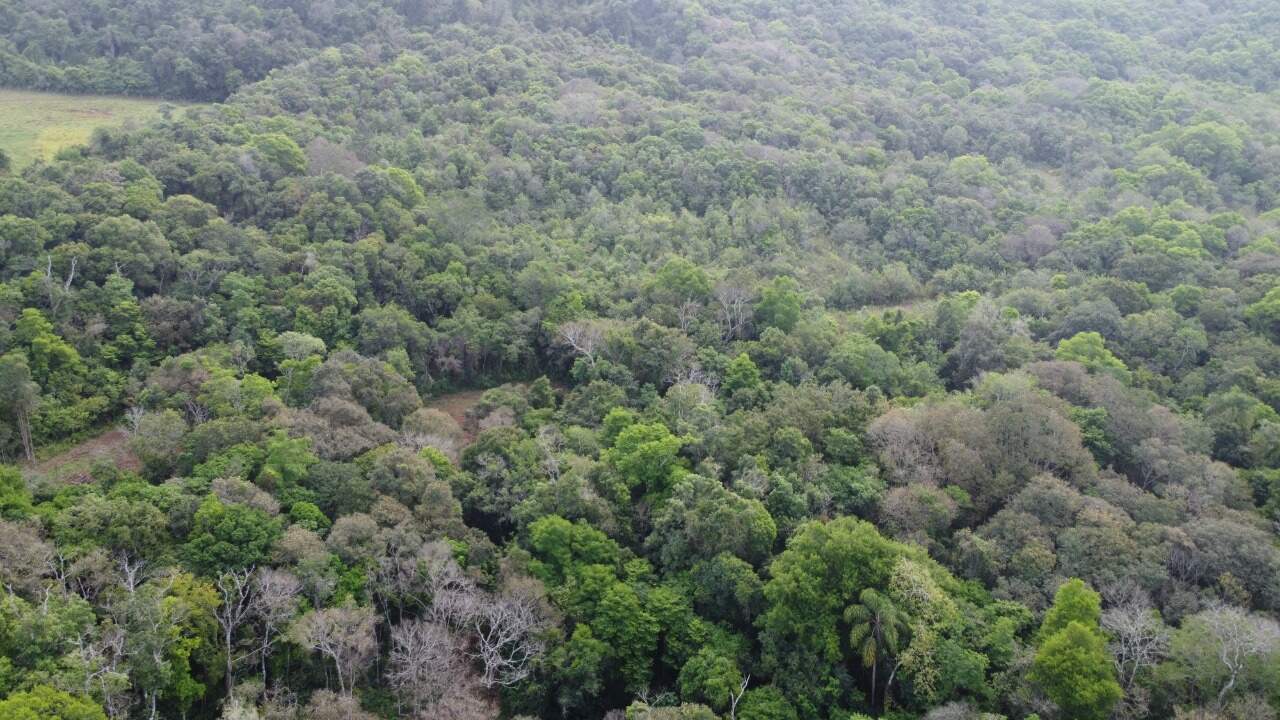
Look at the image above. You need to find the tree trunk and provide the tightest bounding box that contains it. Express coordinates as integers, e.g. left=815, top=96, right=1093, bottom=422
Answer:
left=870, top=659, right=878, bottom=711
left=17, top=407, right=33, bottom=463
left=1217, top=670, right=1238, bottom=709
left=225, top=627, right=236, bottom=697
left=885, top=660, right=904, bottom=711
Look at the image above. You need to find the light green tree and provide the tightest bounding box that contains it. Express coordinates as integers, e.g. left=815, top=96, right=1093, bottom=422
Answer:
left=1030, top=579, right=1121, bottom=720
left=0, top=685, right=106, bottom=720
left=1056, top=331, right=1130, bottom=382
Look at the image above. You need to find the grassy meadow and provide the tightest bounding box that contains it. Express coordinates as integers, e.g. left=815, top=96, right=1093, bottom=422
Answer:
left=0, top=88, right=174, bottom=168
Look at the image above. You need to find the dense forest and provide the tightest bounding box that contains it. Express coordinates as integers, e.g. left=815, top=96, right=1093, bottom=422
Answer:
left=1, top=0, right=1280, bottom=719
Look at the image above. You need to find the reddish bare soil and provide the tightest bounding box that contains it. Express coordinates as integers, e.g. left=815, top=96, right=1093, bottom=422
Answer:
left=31, top=428, right=141, bottom=483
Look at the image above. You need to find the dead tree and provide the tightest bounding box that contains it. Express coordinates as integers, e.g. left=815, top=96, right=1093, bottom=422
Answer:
left=556, top=320, right=606, bottom=367
left=469, top=586, right=546, bottom=688
left=1198, top=603, right=1280, bottom=708
left=1101, top=584, right=1169, bottom=689
left=714, top=282, right=751, bottom=340
left=253, top=568, right=302, bottom=683
left=291, top=604, right=378, bottom=697
left=215, top=568, right=258, bottom=696
left=387, top=619, right=462, bottom=716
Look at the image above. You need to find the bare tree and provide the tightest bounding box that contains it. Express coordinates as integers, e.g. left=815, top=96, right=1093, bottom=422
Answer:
left=229, top=340, right=256, bottom=378
left=398, top=429, right=460, bottom=460
left=534, top=425, right=564, bottom=482
left=253, top=568, right=302, bottom=682
left=371, top=526, right=428, bottom=623
left=1101, top=584, right=1169, bottom=689
left=43, top=254, right=77, bottom=313
left=420, top=542, right=481, bottom=628
left=867, top=407, right=942, bottom=486
left=13, top=390, right=36, bottom=462
left=55, top=548, right=118, bottom=605
left=387, top=619, right=462, bottom=716
left=0, top=519, right=53, bottom=596
left=400, top=408, right=464, bottom=457
left=68, top=623, right=130, bottom=719
left=728, top=674, right=750, bottom=720
left=1197, top=603, right=1280, bottom=708
left=215, top=569, right=258, bottom=696
left=469, top=583, right=547, bottom=688
left=676, top=300, right=701, bottom=333
left=113, top=571, right=184, bottom=720
left=555, top=320, right=606, bottom=367
left=372, top=538, right=478, bottom=627
left=301, top=689, right=377, bottom=720
left=667, top=365, right=719, bottom=394
left=122, top=406, right=147, bottom=438
left=116, top=553, right=148, bottom=595
left=714, top=282, right=751, bottom=340
left=185, top=398, right=211, bottom=425
left=291, top=604, right=378, bottom=696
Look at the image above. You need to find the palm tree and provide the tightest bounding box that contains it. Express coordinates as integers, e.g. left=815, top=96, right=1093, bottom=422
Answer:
left=845, top=588, right=908, bottom=711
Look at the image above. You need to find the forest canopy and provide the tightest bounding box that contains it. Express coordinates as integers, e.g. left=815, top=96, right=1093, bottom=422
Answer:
left=0, top=1, right=1279, bottom=719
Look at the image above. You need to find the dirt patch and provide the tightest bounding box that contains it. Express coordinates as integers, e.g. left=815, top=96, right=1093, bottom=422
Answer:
left=31, top=428, right=141, bottom=483
left=69, top=108, right=114, bottom=119
left=424, top=389, right=487, bottom=442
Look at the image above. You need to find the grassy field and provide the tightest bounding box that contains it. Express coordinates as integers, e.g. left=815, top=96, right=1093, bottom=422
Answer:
left=0, top=88, right=175, bottom=168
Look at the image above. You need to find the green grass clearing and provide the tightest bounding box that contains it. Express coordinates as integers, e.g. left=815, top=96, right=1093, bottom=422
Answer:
left=0, top=88, right=179, bottom=168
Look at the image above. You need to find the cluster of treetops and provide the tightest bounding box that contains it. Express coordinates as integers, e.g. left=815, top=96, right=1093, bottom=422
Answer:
left=0, top=0, right=1279, bottom=719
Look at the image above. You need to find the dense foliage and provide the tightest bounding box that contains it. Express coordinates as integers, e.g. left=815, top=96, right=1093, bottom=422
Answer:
left=1, top=1, right=1279, bottom=719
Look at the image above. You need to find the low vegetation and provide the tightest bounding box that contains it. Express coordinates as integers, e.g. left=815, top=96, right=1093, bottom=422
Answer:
left=0, top=88, right=173, bottom=168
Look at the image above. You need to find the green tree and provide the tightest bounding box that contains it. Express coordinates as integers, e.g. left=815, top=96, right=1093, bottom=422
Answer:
left=258, top=430, right=319, bottom=489
left=252, top=133, right=307, bottom=176
left=1245, top=286, right=1280, bottom=341
left=289, top=500, right=331, bottom=532
left=736, top=686, right=798, bottom=720
left=758, top=517, right=961, bottom=714
left=1031, top=623, right=1122, bottom=720
left=13, top=309, right=85, bottom=390
left=604, top=422, right=688, bottom=496
left=527, top=515, right=620, bottom=584
left=1039, top=578, right=1102, bottom=639
left=1055, top=331, right=1130, bottom=382
left=0, top=465, right=33, bottom=518
left=594, top=583, right=659, bottom=692
left=823, top=334, right=901, bottom=392
left=0, top=216, right=49, bottom=272
left=1203, top=388, right=1279, bottom=467
left=551, top=624, right=610, bottom=715
left=0, top=353, right=40, bottom=461
left=678, top=645, right=743, bottom=712
left=184, top=495, right=282, bottom=574
left=723, top=353, right=762, bottom=395
left=652, top=256, right=712, bottom=304
left=130, top=409, right=187, bottom=479
left=0, top=685, right=106, bottom=720
left=844, top=588, right=907, bottom=710
left=1169, top=122, right=1244, bottom=175
left=648, top=474, right=777, bottom=570
left=1030, top=579, right=1120, bottom=720
left=755, top=276, right=803, bottom=332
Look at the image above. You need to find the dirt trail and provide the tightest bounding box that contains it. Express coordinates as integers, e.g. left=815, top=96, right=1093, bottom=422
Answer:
left=30, top=428, right=141, bottom=483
